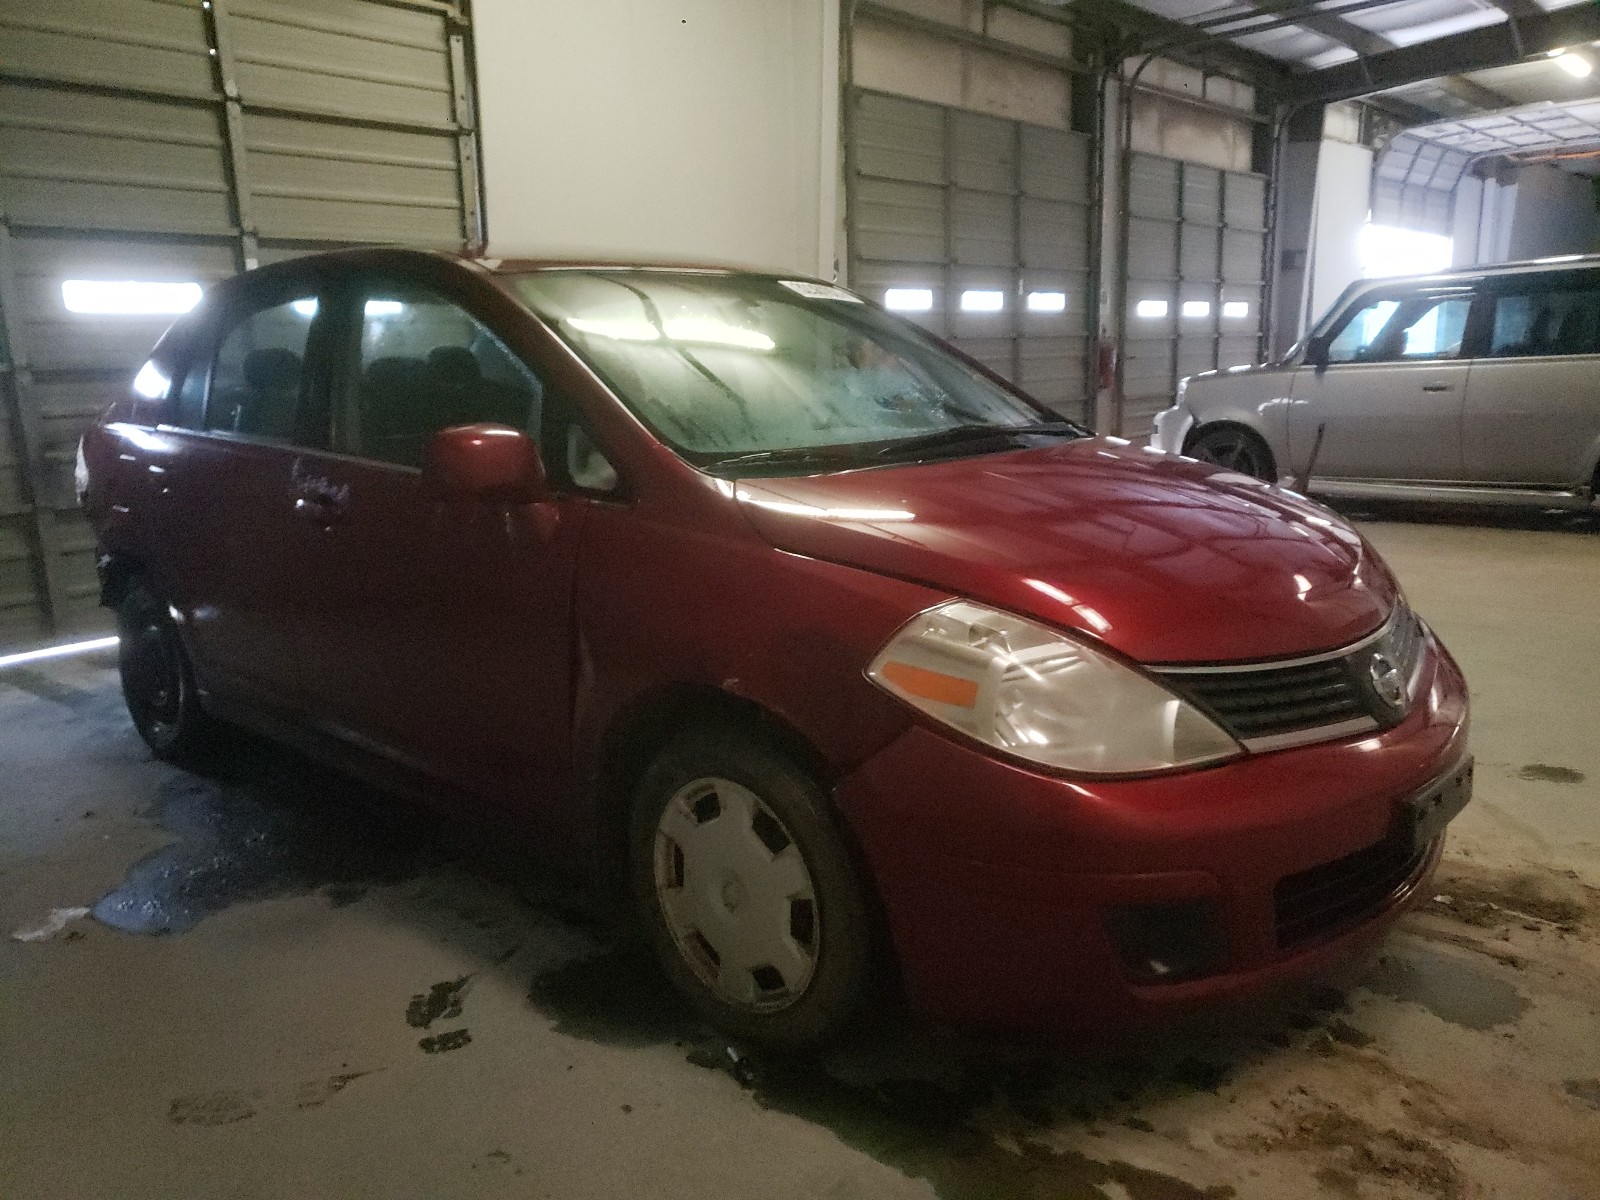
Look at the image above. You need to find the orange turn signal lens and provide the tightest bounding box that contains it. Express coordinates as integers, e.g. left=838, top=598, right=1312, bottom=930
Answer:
left=878, top=660, right=979, bottom=708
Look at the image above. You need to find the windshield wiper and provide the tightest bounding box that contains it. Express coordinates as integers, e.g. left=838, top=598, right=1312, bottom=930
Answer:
left=871, top=420, right=1082, bottom=459
left=704, top=446, right=864, bottom=473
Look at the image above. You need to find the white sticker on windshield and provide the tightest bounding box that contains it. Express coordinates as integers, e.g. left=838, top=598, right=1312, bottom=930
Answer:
left=779, top=280, right=864, bottom=303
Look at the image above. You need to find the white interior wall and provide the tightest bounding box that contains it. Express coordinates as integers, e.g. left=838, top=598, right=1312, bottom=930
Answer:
left=1505, top=165, right=1600, bottom=260
left=1307, top=139, right=1374, bottom=325
left=472, top=0, right=839, bottom=277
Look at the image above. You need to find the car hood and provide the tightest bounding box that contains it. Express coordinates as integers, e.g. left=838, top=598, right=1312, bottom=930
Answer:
left=731, top=437, right=1395, bottom=664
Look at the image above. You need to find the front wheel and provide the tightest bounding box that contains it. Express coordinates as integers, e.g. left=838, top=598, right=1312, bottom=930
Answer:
left=117, top=584, right=216, bottom=761
left=628, top=725, right=876, bottom=1048
left=1187, top=425, right=1277, bottom=483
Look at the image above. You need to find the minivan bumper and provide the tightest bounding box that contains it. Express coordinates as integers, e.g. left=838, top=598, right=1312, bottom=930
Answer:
left=834, top=636, right=1469, bottom=1036
left=1149, top=404, right=1193, bottom=455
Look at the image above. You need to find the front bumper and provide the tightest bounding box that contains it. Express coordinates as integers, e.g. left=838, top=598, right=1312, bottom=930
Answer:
left=1148, top=404, right=1194, bottom=455
left=834, top=634, right=1470, bottom=1035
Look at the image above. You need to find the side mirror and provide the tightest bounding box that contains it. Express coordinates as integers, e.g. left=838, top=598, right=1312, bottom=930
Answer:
left=423, top=424, right=547, bottom=503
left=1305, top=334, right=1332, bottom=370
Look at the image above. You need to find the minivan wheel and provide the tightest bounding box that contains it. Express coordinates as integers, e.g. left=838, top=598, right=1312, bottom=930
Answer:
left=117, top=584, right=215, bottom=761
left=628, top=726, right=874, bottom=1049
left=1187, top=426, right=1276, bottom=483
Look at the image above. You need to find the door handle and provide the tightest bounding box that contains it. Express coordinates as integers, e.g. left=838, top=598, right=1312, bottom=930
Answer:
left=1421, top=382, right=1455, bottom=393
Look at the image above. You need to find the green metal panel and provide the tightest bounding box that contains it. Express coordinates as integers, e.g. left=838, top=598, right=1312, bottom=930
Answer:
left=0, top=0, right=479, bottom=650
left=848, top=89, right=1093, bottom=421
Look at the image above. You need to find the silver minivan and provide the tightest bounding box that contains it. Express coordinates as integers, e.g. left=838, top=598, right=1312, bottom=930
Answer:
left=1150, top=255, right=1600, bottom=509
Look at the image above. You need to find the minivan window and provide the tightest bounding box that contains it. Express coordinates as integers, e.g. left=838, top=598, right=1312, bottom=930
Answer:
left=1327, top=293, right=1473, bottom=364
left=349, top=287, right=544, bottom=469
left=513, top=271, right=1067, bottom=473
left=1489, top=286, right=1600, bottom=358
left=207, top=295, right=318, bottom=440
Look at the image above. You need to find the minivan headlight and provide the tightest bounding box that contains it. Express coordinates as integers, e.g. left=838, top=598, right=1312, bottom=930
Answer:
left=867, top=601, right=1241, bottom=774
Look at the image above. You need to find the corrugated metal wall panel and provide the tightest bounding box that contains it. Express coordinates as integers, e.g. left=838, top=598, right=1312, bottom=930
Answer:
left=0, top=0, right=478, bottom=650
left=0, top=0, right=217, bottom=98
left=848, top=88, right=1093, bottom=423
left=1122, top=152, right=1267, bottom=437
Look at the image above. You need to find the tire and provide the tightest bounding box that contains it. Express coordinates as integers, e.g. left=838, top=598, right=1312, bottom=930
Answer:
left=116, top=583, right=216, bottom=762
left=628, top=724, right=875, bottom=1049
left=1187, top=425, right=1277, bottom=483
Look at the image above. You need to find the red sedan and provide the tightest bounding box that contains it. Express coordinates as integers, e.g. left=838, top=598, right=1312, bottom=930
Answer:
left=79, top=248, right=1471, bottom=1046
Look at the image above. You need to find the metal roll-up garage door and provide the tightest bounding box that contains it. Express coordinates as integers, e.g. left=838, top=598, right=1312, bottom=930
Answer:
left=1123, top=151, right=1266, bottom=437
left=847, top=90, right=1094, bottom=422
left=0, top=0, right=480, bottom=651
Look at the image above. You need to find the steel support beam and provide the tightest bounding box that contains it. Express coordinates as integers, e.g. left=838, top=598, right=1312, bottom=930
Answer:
left=1284, top=4, right=1600, bottom=106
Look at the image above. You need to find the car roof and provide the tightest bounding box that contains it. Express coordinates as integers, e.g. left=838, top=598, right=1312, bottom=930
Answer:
left=229, top=246, right=829, bottom=285
left=1366, top=252, right=1600, bottom=291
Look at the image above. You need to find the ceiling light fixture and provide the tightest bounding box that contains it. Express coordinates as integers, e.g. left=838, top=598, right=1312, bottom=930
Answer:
left=1554, top=51, right=1592, bottom=79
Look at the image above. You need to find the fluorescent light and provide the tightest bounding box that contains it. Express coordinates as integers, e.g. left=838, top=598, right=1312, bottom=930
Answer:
left=565, top=315, right=774, bottom=351
left=1182, top=301, right=1212, bottom=318
left=132, top=360, right=170, bottom=400
left=959, top=290, right=1005, bottom=313
left=661, top=317, right=775, bottom=351
left=291, top=298, right=318, bottom=317
left=364, top=299, right=403, bottom=317
left=567, top=316, right=660, bottom=342
left=0, top=636, right=119, bottom=671
left=1026, top=291, right=1067, bottom=313
left=1222, top=301, right=1251, bottom=319
left=884, top=288, right=933, bottom=312
left=62, top=280, right=202, bottom=316
left=1135, top=300, right=1169, bottom=319
left=1555, top=51, right=1592, bottom=78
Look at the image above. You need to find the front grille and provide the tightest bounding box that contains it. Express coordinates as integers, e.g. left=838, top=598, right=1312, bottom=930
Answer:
left=1166, top=660, right=1368, bottom=738
left=1155, top=605, right=1429, bottom=748
left=1274, top=830, right=1431, bottom=949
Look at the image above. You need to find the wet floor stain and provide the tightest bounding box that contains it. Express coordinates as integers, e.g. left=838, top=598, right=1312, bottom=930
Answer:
left=407, top=977, right=470, bottom=1029
left=522, top=948, right=1313, bottom=1200
left=419, top=1029, right=472, bottom=1054
left=0, top=668, right=102, bottom=711
left=1518, top=763, right=1586, bottom=784
left=168, top=1090, right=259, bottom=1126
left=1564, top=1079, right=1600, bottom=1111
left=92, top=753, right=439, bottom=935
left=1363, top=945, right=1529, bottom=1030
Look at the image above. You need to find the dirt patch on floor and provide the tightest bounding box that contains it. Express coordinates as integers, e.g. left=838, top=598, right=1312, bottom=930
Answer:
left=1238, top=1103, right=1466, bottom=1200
left=1424, top=859, right=1593, bottom=933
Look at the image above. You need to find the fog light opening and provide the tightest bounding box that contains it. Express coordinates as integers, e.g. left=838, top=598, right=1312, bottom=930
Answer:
left=1105, top=899, right=1228, bottom=984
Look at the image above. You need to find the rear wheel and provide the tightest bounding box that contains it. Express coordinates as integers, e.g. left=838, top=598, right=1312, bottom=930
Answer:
left=117, top=584, right=216, bottom=761
left=629, top=725, right=875, bottom=1048
left=1187, top=425, right=1276, bottom=483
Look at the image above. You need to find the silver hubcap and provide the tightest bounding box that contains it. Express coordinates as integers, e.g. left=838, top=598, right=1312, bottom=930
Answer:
left=653, top=777, right=819, bottom=1013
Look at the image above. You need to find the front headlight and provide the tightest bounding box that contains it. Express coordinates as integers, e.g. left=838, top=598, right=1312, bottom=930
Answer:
left=867, top=601, right=1241, bottom=775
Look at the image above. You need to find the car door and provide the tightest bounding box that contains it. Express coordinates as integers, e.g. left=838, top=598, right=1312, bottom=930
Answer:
left=140, top=274, right=332, bottom=712
left=1461, top=270, right=1600, bottom=487
left=1288, top=286, right=1479, bottom=482
left=287, top=271, right=591, bottom=833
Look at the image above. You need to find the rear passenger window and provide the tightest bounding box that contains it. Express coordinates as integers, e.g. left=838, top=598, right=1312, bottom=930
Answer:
left=1489, top=287, right=1600, bottom=358
left=207, top=295, right=317, bottom=440
left=350, top=288, right=543, bottom=468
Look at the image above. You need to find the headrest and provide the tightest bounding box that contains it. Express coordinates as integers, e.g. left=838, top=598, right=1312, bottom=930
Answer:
left=242, top=347, right=302, bottom=392
left=428, top=346, right=481, bottom=384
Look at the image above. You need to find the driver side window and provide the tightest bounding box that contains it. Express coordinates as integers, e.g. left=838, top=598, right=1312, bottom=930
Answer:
left=347, top=285, right=545, bottom=469
left=1327, top=293, right=1474, bottom=365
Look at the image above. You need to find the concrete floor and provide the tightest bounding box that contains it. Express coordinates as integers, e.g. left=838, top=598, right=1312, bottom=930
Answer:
left=2, top=509, right=1598, bottom=1200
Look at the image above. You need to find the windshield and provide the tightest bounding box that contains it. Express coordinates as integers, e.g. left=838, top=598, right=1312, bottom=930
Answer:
left=513, top=271, right=1079, bottom=474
